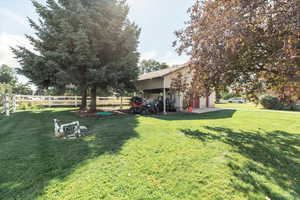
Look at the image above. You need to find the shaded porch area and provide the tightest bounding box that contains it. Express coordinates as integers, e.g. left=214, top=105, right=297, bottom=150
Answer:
left=135, top=66, right=216, bottom=113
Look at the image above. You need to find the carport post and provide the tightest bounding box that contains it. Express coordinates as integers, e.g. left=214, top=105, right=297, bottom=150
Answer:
left=163, top=77, right=166, bottom=114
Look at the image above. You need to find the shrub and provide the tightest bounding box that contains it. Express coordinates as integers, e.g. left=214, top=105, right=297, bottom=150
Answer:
left=223, top=93, right=236, bottom=100
left=260, top=95, right=283, bottom=110
left=18, top=103, right=30, bottom=110
left=17, top=103, right=45, bottom=111
left=32, top=104, right=45, bottom=110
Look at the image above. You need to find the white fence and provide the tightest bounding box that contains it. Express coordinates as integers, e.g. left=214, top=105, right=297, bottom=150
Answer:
left=15, top=95, right=131, bottom=107
left=1, top=94, right=16, bottom=116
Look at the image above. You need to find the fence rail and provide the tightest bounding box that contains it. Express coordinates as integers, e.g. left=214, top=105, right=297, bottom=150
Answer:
left=15, top=95, right=131, bottom=107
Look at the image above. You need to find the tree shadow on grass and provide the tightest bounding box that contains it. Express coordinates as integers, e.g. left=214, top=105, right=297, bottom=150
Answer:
left=0, top=110, right=139, bottom=200
left=181, top=127, right=300, bottom=200
left=150, top=109, right=236, bottom=121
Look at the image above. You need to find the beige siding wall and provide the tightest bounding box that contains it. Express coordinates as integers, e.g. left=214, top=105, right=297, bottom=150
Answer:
left=199, top=94, right=216, bottom=109
left=199, top=97, right=206, bottom=109
left=165, top=67, right=193, bottom=88
left=175, top=93, right=216, bottom=111
left=209, top=92, right=216, bottom=108
left=174, top=94, right=183, bottom=110
left=137, top=67, right=192, bottom=91
left=136, top=78, right=163, bottom=91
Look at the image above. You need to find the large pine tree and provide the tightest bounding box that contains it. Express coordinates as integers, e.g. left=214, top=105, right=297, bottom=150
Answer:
left=13, top=0, right=140, bottom=111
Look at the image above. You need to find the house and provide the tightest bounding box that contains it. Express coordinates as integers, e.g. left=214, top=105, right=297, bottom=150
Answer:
left=136, top=65, right=216, bottom=113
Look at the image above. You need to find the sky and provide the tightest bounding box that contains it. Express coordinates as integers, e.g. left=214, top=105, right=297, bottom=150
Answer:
left=0, top=0, right=193, bottom=84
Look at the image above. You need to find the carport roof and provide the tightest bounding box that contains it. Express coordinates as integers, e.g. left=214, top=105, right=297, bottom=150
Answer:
left=138, top=65, right=186, bottom=81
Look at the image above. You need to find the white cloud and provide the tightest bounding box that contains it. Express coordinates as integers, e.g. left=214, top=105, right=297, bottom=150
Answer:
left=0, top=33, right=33, bottom=84
left=0, top=8, right=27, bottom=27
left=140, top=51, right=188, bottom=66
left=0, top=33, right=31, bottom=68
left=159, top=51, right=188, bottom=66
left=140, top=51, right=158, bottom=60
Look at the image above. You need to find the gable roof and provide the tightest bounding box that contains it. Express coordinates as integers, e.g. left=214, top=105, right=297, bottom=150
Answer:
left=138, top=65, right=186, bottom=81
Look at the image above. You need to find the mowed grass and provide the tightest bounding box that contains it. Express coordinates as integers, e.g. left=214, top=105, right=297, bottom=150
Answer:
left=0, top=109, right=299, bottom=200
left=216, top=102, right=300, bottom=111
left=216, top=103, right=263, bottom=110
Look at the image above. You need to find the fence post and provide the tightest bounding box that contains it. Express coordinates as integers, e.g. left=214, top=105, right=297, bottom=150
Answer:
left=1, top=94, right=3, bottom=114
left=120, top=96, right=123, bottom=110
left=48, top=96, right=51, bottom=107
left=5, top=94, right=10, bottom=116
left=12, top=95, right=16, bottom=113
left=75, top=96, right=78, bottom=107
left=98, top=97, right=101, bottom=108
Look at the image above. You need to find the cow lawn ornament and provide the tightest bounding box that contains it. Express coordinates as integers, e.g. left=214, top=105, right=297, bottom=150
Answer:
left=54, top=119, right=88, bottom=139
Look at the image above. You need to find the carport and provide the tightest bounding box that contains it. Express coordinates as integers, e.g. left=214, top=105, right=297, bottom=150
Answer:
left=135, top=65, right=216, bottom=113
left=135, top=66, right=185, bottom=113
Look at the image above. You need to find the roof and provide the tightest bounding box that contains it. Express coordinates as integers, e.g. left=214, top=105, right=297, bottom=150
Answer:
left=138, top=65, right=186, bottom=81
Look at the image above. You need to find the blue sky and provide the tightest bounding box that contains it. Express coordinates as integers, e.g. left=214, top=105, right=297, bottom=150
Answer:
left=0, top=0, right=193, bottom=83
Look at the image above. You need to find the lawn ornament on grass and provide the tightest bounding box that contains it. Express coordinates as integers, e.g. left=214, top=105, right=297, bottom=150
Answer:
left=54, top=119, right=88, bottom=139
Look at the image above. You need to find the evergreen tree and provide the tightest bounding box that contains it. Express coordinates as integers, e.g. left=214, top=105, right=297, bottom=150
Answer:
left=13, top=0, right=140, bottom=111
left=83, top=0, right=140, bottom=112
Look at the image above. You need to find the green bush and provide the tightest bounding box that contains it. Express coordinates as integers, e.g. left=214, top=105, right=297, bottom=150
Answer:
left=18, top=103, right=29, bottom=110
left=260, top=95, right=283, bottom=110
left=223, top=93, right=237, bottom=100
left=32, top=104, right=45, bottom=110
left=17, top=103, right=45, bottom=111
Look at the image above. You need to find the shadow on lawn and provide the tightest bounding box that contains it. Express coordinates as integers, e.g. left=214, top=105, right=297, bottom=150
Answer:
left=182, top=127, right=300, bottom=200
left=0, top=110, right=139, bottom=200
left=152, top=109, right=236, bottom=121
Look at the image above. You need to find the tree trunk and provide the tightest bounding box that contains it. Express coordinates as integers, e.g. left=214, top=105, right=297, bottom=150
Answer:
left=89, top=85, right=97, bottom=113
left=215, top=89, right=221, bottom=104
left=80, top=86, right=87, bottom=111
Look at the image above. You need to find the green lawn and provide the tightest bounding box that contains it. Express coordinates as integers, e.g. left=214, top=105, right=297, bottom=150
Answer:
left=216, top=103, right=263, bottom=110
left=0, top=109, right=299, bottom=200
left=216, top=102, right=300, bottom=111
